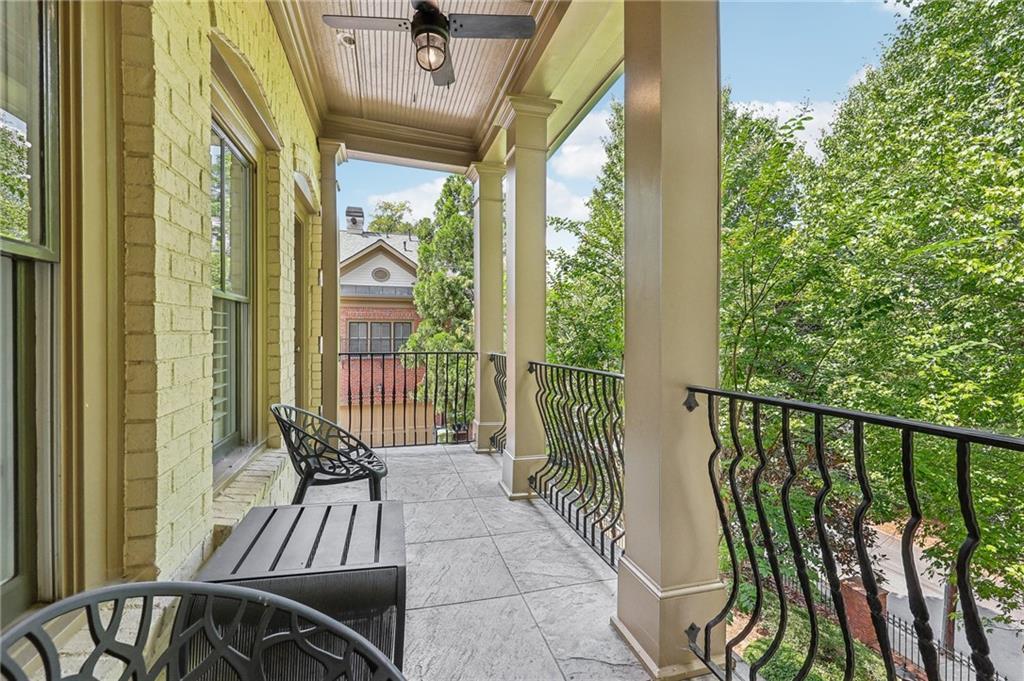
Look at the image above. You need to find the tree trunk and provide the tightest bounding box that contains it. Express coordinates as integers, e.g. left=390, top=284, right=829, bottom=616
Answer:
left=942, top=571, right=958, bottom=649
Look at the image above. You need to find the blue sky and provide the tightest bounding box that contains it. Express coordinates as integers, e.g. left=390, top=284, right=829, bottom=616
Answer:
left=337, top=1, right=904, bottom=251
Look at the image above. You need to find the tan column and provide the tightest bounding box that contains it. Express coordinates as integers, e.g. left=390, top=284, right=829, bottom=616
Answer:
left=470, top=161, right=506, bottom=451
left=612, top=2, right=726, bottom=679
left=501, top=95, right=558, bottom=498
left=319, top=141, right=345, bottom=419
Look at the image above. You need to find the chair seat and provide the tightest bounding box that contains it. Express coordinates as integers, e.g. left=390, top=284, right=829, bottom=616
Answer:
left=314, top=452, right=387, bottom=481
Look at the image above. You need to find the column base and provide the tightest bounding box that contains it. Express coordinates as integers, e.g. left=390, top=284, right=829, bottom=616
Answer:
left=473, top=419, right=503, bottom=452
left=499, top=448, right=546, bottom=499
left=615, top=555, right=727, bottom=680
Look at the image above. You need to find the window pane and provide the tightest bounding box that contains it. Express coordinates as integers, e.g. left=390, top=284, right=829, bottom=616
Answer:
left=348, top=322, right=367, bottom=353
left=370, top=322, right=391, bottom=353
left=209, top=132, right=223, bottom=288
left=223, top=144, right=249, bottom=296
left=1, top=1, right=53, bottom=246
left=394, top=322, right=412, bottom=351
left=209, top=126, right=250, bottom=296
left=1, top=257, right=15, bottom=584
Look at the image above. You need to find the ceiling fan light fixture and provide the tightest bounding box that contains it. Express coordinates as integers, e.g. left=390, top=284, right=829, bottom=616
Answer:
left=411, top=10, right=448, bottom=72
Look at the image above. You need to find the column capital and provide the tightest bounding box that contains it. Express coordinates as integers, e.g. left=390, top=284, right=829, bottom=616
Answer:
left=498, top=94, right=560, bottom=129
left=467, top=161, right=506, bottom=183
left=318, top=139, right=348, bottom=164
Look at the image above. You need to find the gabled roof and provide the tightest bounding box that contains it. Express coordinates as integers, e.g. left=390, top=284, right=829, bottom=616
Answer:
left=339, top=230, right=420, bottom=267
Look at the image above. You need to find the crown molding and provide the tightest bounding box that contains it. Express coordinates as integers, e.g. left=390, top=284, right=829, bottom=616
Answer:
left=322, top=114, right=478, bottom=172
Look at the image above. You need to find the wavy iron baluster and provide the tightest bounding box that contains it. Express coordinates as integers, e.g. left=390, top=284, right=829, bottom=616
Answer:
left=684, top=390, right=737, bottom=680
left=725, top=397, right=763, bottom=668
left=953, top=439, right=996, bottom=681
left=749, top=402, right=789, bottom=678
left=851, top=419, right=897, bottom=680
left=900, top=429, right=941, bottom=681
left=811, top=412, right=856, bottom=681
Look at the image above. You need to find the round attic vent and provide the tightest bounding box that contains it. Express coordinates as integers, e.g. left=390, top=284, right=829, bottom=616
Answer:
left=371, top=267, right=391, bottom=283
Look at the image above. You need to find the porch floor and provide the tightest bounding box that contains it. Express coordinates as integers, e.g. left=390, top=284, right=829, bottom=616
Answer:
left=304, top=443, right=650, bottom=681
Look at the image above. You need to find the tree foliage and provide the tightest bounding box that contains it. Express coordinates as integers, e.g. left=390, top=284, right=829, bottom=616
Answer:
left=0, top=122, right=30, bottom=241
left=547, top=102, right=625, bottom=371
left=367, top=199, right=417, bottom=234
left=405, top=175, right=475, bottom=352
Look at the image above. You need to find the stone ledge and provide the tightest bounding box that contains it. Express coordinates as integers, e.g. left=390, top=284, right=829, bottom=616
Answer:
left=212, top=448, right=298, bottom=548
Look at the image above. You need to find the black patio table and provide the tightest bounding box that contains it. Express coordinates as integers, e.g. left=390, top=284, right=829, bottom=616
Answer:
left=197, top=500, right=407, bottom=670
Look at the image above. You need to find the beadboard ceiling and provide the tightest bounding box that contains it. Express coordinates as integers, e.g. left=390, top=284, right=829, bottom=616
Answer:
left=300, top=0, right=537, bottom=140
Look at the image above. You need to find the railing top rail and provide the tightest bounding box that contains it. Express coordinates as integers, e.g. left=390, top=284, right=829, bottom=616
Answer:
left=686, top=385, right=1024, bottom=451
left=488, top=352, right=506, bottom=359
left=528, top=360, right=624, bottom=380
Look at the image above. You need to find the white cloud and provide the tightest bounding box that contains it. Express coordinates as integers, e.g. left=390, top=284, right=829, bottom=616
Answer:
left=550, top=107, right=612, bottom=179
left=847, top=65, right=871, bottom=88
left=367, top=177, right=447, bottom=222
left=546, top=178, right=588, bottom=221
left=735, top=100, right=839, bottom=160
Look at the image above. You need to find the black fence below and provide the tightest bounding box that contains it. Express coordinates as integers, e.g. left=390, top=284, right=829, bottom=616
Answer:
left=338, top=351, right=476, bottom=449
left=528, top=360, right=625, bottom=568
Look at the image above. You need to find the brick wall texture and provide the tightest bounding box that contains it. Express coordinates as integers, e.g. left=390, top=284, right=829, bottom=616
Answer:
left=120, top=0, right=320, bottom=580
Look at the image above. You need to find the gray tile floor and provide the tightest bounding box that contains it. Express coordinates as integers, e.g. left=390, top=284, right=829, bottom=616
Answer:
left=304, top=443, right=650, bottom=681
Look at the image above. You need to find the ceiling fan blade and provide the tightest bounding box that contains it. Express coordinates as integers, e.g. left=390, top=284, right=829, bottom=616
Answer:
left=432, top=47, right=455, bottom=87
left=448, top=14, right=535, bottom=39
left=322, top=15, right=410, bottom=32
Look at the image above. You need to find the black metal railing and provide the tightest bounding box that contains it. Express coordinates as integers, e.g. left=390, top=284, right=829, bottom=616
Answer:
left=489, top=353, right=507, bottom=451
left=338, top=351, right=476, bottom=449
left=683, top=385, right=1024, bottom=681
left=528, top=361, right=625, bottom=567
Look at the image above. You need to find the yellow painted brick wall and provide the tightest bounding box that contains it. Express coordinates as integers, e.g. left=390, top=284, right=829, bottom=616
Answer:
left=210, top=1, right=321, bottom=445
left=120, top=0, right=321, bottom=580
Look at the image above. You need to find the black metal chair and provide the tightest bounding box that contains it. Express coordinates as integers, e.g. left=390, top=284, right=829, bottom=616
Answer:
left=271, top=404, right=387, bottom=504
left=0, top=580, right=406, bottom=681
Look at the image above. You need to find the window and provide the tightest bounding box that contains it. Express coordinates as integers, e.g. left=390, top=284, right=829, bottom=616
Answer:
left=347, top=321, right=413, bottom=352
left=1, top=0, right=58, bottom=625
left=210, top=124, right=252, bottom=461
left=348, top=321, right=368, bottom=353
left=394, top=322, right=412, bottom=350
left=371, top=267, right=390, bottom=283
left=370, top=322, right=391, bottom=353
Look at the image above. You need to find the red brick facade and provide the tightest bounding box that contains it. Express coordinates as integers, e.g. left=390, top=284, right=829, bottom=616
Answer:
left=338, top=302, right=423, bottom=408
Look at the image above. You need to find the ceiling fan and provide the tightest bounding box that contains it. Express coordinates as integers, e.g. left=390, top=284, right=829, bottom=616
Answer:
left=323, top=0, right=536, bottom=87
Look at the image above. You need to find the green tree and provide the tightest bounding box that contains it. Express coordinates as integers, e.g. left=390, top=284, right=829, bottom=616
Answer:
left=0, top=122, right=30, bottom=241
left=797, top=0, right=1024, bottom=626
left=367, top=199, right=415, bottom=234
left=547, top=102, right=625, bottom=371
left=405, top=175, right=475, bottom=351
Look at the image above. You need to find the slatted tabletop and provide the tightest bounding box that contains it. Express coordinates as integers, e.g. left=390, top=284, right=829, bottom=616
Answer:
left=200, top=501, right=406, bottom=581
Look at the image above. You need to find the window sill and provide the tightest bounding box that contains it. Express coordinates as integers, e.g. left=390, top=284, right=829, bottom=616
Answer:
left=211, top=448, right=298, bottom=549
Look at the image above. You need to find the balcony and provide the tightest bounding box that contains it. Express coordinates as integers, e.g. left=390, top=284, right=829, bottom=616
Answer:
left=1, top=1, right=1020, bottom=681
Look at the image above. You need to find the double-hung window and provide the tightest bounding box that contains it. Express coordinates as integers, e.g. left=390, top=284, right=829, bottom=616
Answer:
left=209, top=123, right=252, bottom=461
left=1, top=0, right=59, bottom=624
left=347, top=321, right=414, bottom=353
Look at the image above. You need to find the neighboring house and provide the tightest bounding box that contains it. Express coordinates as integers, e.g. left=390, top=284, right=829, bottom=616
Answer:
left=338, top=207, right=428, bottom=443
left=339, top=206, right=421, bottom=353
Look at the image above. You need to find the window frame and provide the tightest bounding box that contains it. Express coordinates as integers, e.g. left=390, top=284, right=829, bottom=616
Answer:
left=346, top=320, right=415, bottom=353
left=209, top=120, right=255, bottom=464
left=210, top=121, right=252, bottom=303
left=0, top=1, right=60, bottom=263
left=348, top=321, right=368, bottom=353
